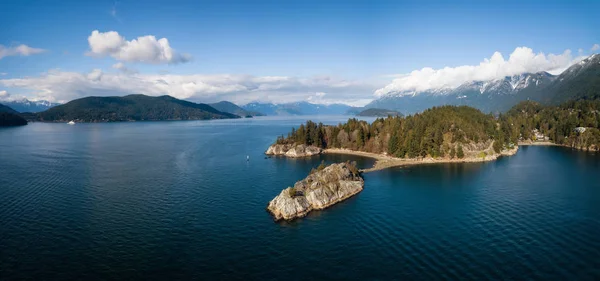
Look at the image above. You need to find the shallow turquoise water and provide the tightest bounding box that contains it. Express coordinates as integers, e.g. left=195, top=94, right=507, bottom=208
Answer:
left=1, top=117, right=599, bottom=280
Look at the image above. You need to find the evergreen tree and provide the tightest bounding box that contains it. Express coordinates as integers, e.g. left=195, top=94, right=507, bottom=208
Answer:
left=388, top=130, right=399, bottom=155
left=457, top=145, right=465, bottom=159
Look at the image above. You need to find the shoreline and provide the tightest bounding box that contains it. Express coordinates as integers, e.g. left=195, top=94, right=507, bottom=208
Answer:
left=518, top=141, right=598, bottom=151
left=517, top=141, right=559, bottom=146
left=323, top=147, right=519, bottom=173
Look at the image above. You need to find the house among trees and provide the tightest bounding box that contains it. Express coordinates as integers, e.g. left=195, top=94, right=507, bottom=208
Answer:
left=531, top=129, right=549, bottom=142
left=574, top=127, right=587, bottom=134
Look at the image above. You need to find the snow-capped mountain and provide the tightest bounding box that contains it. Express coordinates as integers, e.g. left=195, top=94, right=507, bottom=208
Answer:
left=544, top=53, right=600, bottom=104
left=0, top=98, right=60, bottom=113
left=367, top=54, right=599, bottom=114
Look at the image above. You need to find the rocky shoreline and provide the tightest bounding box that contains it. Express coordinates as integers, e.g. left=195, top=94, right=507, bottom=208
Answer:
left=266, top=162, right=364, bottom=221
left=265, top=144, right=322, bottom=158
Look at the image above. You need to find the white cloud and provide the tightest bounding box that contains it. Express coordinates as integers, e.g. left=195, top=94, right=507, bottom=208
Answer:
left=592, top=44, right=600, bottom=51
left=87, top=30, right=191, bottom=64
left=0, top=70, right=378, bottom=106
left=375, top=47, right=587, bottom=97
left=0, top=44, right=46, bottom=59
left=0, top=90, right=9, bottom=99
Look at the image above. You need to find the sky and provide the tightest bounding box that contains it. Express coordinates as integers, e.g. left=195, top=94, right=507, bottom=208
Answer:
left=0, top=0, right=598, bottom=106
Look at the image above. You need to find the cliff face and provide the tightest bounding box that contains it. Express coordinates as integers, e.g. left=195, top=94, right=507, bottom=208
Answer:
left=267, top=162, right=364, bottom=221
left=265, top=144, right=322, bottom=158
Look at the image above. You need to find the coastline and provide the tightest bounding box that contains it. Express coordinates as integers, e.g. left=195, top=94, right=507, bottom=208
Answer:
left=324, top=147, right=519, bottom=173
left=517, top=141, right=559, bottom=146
left=518, top=141, right=598, bottom=151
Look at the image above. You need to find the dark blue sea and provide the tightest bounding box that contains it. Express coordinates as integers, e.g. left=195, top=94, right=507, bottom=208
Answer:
left=1, top=117, right=599, bottom=280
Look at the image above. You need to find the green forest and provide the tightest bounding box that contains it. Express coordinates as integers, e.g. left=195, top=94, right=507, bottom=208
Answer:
left=0, top=112, right=28, bottom=127
left=276, top=99, right=600, bottom=159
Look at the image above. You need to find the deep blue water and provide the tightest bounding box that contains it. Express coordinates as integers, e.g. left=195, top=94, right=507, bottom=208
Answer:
left=1, top=117, right=600, bottom=280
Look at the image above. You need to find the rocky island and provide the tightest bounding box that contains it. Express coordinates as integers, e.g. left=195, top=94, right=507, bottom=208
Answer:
left=267, top=162, right=364, bottom=221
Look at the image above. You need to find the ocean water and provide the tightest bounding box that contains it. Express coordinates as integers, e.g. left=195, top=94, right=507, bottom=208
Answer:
left=1, top=117, right=599, bottom=280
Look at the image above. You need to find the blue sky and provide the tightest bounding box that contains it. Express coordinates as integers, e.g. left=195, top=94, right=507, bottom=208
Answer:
left=0, top=0, right=598, bottom=105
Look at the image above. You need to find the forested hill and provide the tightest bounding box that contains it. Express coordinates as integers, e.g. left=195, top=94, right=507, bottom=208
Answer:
left=502, top=100, right=600, bottom=149
left=0, top=112, right=28, bottom=126
left=34, top=94, right=239, bottom=122
left=276, top=105, right=509, bottom=158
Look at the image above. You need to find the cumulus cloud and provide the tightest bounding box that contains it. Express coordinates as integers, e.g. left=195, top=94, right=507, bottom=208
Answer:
left=0, top=70, right=378, bottom=106
left=375, top=47, right=587, bottom=97
left=0, top=44, right=46, bottom=59
left=87, top=30, right=191, bottom=64
left=592, top=44, right=600, bottom=51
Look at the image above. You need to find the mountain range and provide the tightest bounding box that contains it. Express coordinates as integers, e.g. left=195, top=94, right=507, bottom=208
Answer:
left=366, top=53, right=600, bottom=114
left=209, top=101, right=264, bottom=117
left=5, top=54, right=598, bottom=119
left=242, top=101, right=357, bottom=116
left=0, top=98, right=60, bottom=113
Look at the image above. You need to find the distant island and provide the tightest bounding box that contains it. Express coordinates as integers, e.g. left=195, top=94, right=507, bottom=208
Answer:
left=29, top=94, right=239, bottom=122
left=356, top=108, right=403, bottom=117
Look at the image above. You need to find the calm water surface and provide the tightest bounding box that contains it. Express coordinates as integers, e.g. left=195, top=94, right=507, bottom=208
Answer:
left=1, top=117, right=599, bottom=280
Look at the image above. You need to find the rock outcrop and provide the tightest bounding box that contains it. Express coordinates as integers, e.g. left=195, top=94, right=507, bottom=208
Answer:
left=267, top=162, right=364, bottom=221
left=265, top=144, right=322, bottom=158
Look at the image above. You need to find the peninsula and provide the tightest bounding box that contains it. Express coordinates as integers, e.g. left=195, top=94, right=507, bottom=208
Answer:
left=267, top=106, right=520, bottom=172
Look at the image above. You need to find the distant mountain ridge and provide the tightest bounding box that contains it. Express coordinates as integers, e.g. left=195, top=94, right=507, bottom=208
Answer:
left=0, top=98, right=60, bottom=113
left=242, top=101, right=357, bottom=116
left=33, top=94, right=239, bottom=122
left=209, top=101, right=264, bottom=117
left=367, top=54, right=600, bottom=114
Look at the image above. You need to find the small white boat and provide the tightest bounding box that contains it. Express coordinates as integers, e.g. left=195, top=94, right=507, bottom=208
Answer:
left=67, top=121, right=75, bottom=125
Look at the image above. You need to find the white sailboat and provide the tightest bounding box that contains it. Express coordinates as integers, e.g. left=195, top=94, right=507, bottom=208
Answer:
left=67, top=121, right=75, bottom=125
